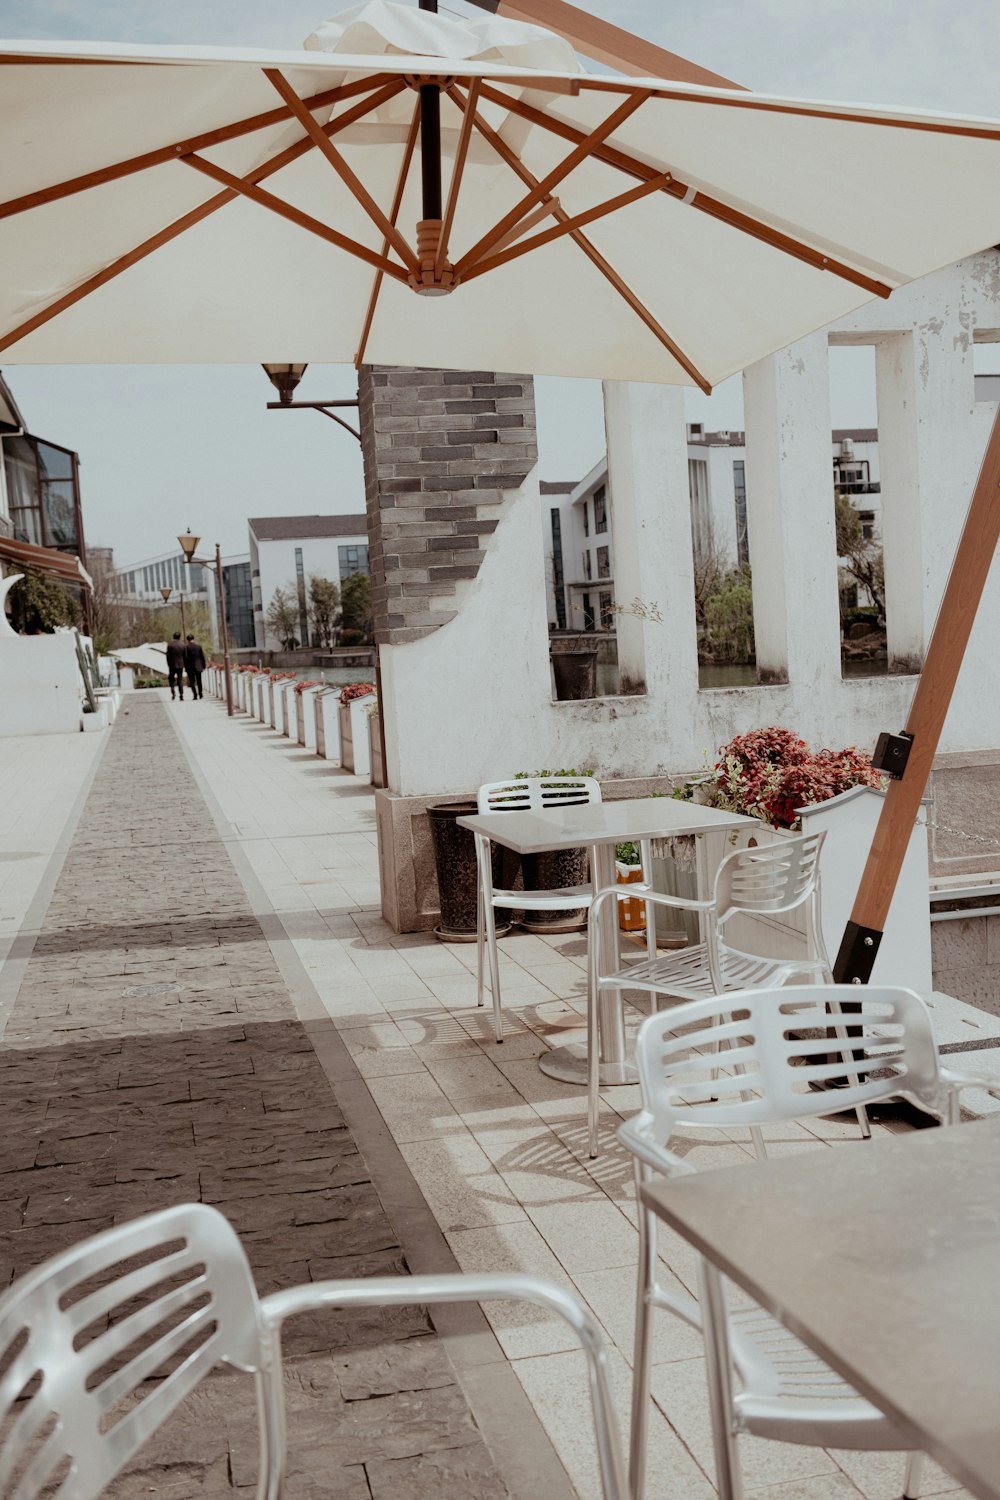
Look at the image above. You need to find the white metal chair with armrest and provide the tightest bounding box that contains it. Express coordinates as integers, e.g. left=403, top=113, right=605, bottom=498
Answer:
left=475, top=774, right=603, bottom=1043
left=0, top=1201, right=628, bottom=1500
left=620, top=983, right=999, bottom=1500
left=585, top=830, right=873, bottom=1157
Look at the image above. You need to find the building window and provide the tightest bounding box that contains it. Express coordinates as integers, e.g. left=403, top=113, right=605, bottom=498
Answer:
left=688, top=458, right=710, bottom=559
left=338, top=543, right=370, bottom=582
left=582, top=550, right=592, bottom=581
left=596, top=545, right=610, bottom=579
left=594, top=485, right=608, bottom=534
left=733, top=460, right=749, bottom=567
left=582, top=502, right=589, bottom=537
left=860, top=510, right=875, bottom=541
left=550, top=508, right=566, bottom=630
left=599, top=590, right=613, bottom=629
left=582, top=593, right=595, bottom=631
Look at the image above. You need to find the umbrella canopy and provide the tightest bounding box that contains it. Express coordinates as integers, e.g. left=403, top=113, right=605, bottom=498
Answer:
left=1, top=0, right=1000, bottom=387
left=110, top=644, right=169, bottom=675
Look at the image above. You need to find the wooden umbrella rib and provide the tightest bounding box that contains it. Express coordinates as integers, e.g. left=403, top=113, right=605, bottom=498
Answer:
left=182, top=154, right=409, bottom=280
left=454, top=87, right=650, bottom=279
left=263, top=68, right=420, bottom=276
left=476, top=82, right=894, bottom=299
left=0, top=189, right=238, bottom=354
left=454, top=89, right=711, bottom=392
left=0, top=86, right=406, bottom=356
left=461, top=170, right=671, bottom=282
left=436, top=78, right=481, bottom=276
left=0, top=73, right=400, bottom=223
left=355, top=100, right=421, bottom=369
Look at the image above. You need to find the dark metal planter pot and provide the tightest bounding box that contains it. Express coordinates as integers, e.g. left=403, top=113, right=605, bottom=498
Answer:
left=429, top=801, right=512, bottom=944
left=520, top=846, right=590, bottom=933
left=551, top=648, right=598, bottom=700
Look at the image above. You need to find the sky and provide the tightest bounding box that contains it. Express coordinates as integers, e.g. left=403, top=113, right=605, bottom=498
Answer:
left=1, top=0, right=998, bottom=562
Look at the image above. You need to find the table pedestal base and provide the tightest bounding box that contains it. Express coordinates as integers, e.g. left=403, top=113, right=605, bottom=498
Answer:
left=539, top=1040, right=638, bottom=1087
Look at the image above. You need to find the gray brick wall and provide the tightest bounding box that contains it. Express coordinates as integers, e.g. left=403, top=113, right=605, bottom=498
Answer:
left=358, top=367, right=537, bottom=647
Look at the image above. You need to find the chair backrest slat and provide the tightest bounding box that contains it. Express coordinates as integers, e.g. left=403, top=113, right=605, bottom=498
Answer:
left=634, top=985, right=944, bottom=1143
left=0, top=1204, right=263, bottom=1500
left=714, top=832, right=825, bottom=923
left=478, top=776, right=602, bottom=815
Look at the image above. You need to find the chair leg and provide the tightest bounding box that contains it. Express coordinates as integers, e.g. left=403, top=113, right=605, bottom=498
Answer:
left=476, top=883, right=486, bottom=1009
left=483, top=897, right=504, bottom=1044
left=749, top=1126, right=768, bottom=1160
left=903, top=1451, right=924, bottom=1498
left=698, top=1259, right=745, bottom=1500
left=826, top=993, right=872, bottom=1141
left=256, top=1352, right=287, bottom=1500
left=629, top=1181, right=657, bottom=1500
left=587, top=944, right=600, bottom=1158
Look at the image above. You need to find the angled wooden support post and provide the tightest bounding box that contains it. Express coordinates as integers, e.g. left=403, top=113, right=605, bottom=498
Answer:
left=833, top=404, right=1000, bottom=982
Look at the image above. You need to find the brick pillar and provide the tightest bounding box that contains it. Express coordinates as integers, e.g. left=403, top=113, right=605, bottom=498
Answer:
left=358, top=367, right=537, bottom=647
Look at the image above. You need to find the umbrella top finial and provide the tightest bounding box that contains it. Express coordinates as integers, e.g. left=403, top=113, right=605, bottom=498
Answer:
left=304, top=0, right=583, bottom=74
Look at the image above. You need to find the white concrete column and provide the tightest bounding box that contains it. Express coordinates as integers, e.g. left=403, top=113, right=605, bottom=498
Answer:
left=874, top=333, right=924, bottom=673
left=742, top=332, right=841, bottom=688
left=602, top=381, right=698, bottom=701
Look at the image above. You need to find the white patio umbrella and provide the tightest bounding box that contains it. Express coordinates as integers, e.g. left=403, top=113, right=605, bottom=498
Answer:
left=1, top=0, right=999, bottom=388
left=2, top=0, right=1000, bottom=980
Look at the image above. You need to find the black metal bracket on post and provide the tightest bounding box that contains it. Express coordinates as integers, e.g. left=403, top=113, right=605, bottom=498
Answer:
left=831, top=920, right=883, bottom=985
left=871, top=729, right=914, bottom=780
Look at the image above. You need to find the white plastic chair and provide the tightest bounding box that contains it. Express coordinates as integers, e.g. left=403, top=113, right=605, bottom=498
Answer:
left=620, top=983, right=998, bottom=1500
left=585, top=830, right=870, bottom=1156
left=475, top=775, right=603, bottom=1042
left=0, top=1201, right=628, bottom=1500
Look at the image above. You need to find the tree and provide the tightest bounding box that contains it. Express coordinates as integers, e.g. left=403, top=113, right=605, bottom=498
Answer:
left=835, top=493, right=885, bottom=617
left=3, top=566, right=78, bottom=634
left=265, top=585, right=300, bottom=649
left=308, top=574, right=340, bottom=649
left=339, top=570, right=373, bottom=644
left=703, top=565, right=755, bottom=664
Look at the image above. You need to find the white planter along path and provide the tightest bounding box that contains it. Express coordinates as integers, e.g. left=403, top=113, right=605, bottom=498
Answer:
left=314, top=688, right=342, bottom=762
left=296, top=685, right=325, bottom=751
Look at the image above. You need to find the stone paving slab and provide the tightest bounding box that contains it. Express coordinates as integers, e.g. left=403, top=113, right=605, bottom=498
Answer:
left=0, top=695, right=515, bottom=1497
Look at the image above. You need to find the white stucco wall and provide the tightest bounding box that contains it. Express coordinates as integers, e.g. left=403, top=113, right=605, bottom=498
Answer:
left=379, top=253, right=1000, bottom=799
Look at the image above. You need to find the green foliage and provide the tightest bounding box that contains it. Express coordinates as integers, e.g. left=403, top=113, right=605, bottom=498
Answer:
left=4, top=567, right=78, bottom=633
left=835, top=493, right=885, bottom=617
left=265, top=585, right=300, bottom=650
left=615, top=841, right=640, bottom=864
left=340, top=571, right=373, bottom=643
left=701, top=564, right=755, bottom=664
left=308, top=574, right=340, bottom=649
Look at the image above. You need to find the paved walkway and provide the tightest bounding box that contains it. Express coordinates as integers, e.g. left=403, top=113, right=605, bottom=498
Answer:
left=0, top=694, right=562, bottom=1499
left=1, top=689, right=990, bottom=1500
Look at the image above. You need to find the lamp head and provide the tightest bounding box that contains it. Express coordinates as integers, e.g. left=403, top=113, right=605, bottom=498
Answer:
left=262, top=363, right=308, bottom=405
left=178, top=529, right=199, bottom=562
left=159, top=586, right=171, bottom=602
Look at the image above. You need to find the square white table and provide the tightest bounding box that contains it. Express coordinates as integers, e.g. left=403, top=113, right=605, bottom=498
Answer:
left=642, top=1116, right=1000, bottom=1500
left=458, top=798, right=757, bottom=1085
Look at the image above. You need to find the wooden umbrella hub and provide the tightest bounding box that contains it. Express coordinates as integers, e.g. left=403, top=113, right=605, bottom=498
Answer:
left=409, top=217, right=458, bottom=293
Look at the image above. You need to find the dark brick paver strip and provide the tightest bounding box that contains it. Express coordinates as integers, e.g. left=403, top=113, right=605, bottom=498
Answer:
left=0, top=695, right=511, bottom=1497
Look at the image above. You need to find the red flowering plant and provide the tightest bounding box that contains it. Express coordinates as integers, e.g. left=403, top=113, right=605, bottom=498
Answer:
left=676, top=726, right=883, bottom=830
left=293, top=679, right=321, bottom=695
left=339, top=682, right=375, bottom=706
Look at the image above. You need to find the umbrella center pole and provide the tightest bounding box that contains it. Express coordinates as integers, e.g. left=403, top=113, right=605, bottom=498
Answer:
left=411, top=77, right=457, bottom=295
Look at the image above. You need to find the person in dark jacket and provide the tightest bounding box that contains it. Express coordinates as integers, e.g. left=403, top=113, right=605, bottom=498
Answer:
left=166, top=633, right=185, bottom=700
left=184, top=634, right=206, bottom=700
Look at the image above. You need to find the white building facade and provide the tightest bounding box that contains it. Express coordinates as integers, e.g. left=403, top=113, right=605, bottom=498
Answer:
left=249, top=514, right=369, bottom=650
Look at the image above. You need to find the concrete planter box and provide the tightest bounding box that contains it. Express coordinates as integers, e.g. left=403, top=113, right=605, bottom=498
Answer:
left=279, top=681, right=299, bottom=736
left=81, top=704, right=108, bottom=733
left=339, top=692, right=375, bottom=775
left=273, top=680, right=291, bottom=735
left=368, top=710, right=384, bottom=788
left=315, top=689, right=341, bottom=761
left=295, top=685, right=323, bottom=749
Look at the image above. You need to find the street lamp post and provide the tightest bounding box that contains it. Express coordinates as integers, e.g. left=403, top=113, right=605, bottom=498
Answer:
left=178, top=530, right=233, bottom=717
left=159, top=584, right=185, bottom=634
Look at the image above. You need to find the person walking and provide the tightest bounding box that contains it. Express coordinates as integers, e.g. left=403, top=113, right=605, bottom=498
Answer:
left=184, top=634, right=206, bottom=700
left=166, top=632, right=185, bottom=701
